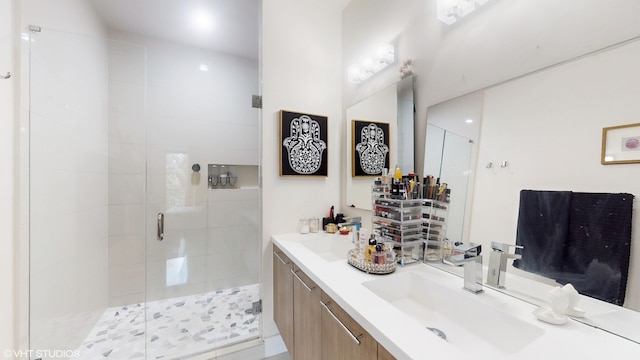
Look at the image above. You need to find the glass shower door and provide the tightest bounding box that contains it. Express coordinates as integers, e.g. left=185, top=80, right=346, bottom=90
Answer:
left=141, top=36, right=262, bottom=359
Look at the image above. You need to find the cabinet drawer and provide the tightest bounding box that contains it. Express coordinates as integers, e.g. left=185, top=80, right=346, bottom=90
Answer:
left=320, top=291, right=377, bottom=360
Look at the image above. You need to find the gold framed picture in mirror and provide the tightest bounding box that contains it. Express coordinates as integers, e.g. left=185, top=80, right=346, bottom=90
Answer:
left=601, top=123, right=640, bottom=165
left=352, top=120, right=390, bottom=176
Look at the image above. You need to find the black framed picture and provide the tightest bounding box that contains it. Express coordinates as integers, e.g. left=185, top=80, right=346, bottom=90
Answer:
left=280, top=110, right=328, bottom=176
left=352, top=120, right=390, bottom=177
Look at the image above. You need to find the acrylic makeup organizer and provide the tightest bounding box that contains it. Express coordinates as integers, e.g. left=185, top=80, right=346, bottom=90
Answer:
left=422, top=199, right=449, bottom=262
left=371, top=181, right=450, bottom=265
left=371, top=190, right=424, bottom=266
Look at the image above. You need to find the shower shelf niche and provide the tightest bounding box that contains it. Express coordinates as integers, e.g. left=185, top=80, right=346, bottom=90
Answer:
left=207, top=164, right=258, bottom=189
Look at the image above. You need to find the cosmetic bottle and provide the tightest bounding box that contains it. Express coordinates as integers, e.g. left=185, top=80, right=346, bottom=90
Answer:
left=381, top=168, right=389, bottom=185
left=436, top=183, right=446, bottom=202
left=366, top=235, right=377, bottom=261
left=422, top=176, right=429, bottom=198
left=391, top=180, right=399, bottom=197
left=358, top=228, right=369, bottom=260
left=393, top=164, right=402, bottom=181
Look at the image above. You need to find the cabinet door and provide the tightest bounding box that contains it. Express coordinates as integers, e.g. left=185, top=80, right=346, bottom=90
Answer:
left=293, top=265, right=322, bottom=360
left=320, top=291, right=377, bottom=360
left=377, top=343, right=396, bottom=360
left=273, top=245, right=294, bottom=353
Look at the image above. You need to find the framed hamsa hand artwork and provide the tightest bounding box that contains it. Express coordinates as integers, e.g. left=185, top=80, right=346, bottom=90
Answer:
left=280, top=110, right=328, bottom=176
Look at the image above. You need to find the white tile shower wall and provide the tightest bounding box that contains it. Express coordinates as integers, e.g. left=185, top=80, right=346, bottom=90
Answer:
left=107, top=40, right=146, bottom=307
left=206, top=189, right=260, bottom=291
left=107, top=30, right=260, bottom=304
left=27, top=23, right=110, bottom=352
left=130, top=30, right=259, bottom=166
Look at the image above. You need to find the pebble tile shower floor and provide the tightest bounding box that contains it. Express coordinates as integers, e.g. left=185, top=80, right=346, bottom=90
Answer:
left=76, top=284, right=260, bottom=360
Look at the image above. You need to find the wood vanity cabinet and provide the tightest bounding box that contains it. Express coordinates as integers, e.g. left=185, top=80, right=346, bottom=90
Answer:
left=273, top=246, right=322, bottom=360
left=292, top=264, right=322, bottom=360
left=273, top=245, right=294, bottom=354
left=273, top=244, right=396, bottom=360
left=320, top=291, right=378, bottom=360
left=377, top=343, right=396, bottom=360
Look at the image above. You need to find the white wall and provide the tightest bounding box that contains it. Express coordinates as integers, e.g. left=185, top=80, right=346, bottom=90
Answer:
left=0, top=0, right=16, bottom=353
left=472, top=40, right=640, bottom=310
left=262, top=0, right=349, bottom=338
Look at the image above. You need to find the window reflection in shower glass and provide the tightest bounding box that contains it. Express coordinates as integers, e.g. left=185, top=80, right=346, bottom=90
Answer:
left=166, top=153, right=189, bottom=208
left=166, top=256, right=189, bottom=286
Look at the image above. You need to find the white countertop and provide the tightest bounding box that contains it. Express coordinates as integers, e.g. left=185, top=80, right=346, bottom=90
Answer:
left=272, top=232, right=640, bottom=360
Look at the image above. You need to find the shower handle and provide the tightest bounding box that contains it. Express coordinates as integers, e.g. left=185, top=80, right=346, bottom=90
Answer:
left=157, top=213, right=164, bottom=241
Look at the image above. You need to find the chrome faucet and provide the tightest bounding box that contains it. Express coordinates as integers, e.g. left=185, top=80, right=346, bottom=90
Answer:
left=337, top=216, right=362, bottom=230
left=443, top=243, right=484, bottom=294
left=486, top=242, right=523, bottom=289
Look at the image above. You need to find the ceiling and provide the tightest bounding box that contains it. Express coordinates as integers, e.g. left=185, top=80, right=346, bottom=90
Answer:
left=88, top=0, right=260, bottom=60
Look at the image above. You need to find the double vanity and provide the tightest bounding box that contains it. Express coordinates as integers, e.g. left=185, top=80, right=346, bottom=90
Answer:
left=272, top=232, right=640, bottom=359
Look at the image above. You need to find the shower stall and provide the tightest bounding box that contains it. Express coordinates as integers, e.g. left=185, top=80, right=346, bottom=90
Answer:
left=26, top=22, right=261, bottom=360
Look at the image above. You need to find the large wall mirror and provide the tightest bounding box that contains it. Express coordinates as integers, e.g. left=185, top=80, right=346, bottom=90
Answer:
left=346, top=75, right=414, bottom=210
left=428, top=39, right=640, bottom=343
left=343, top=0, right=640, bottom=345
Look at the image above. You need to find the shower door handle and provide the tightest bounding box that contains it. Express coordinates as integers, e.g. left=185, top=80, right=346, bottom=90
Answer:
left=157, top=213, right=164, bottom=241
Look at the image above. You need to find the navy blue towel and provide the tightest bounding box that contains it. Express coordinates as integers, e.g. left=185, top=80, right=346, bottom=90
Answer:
left=513, top=190, right=634, bottom=306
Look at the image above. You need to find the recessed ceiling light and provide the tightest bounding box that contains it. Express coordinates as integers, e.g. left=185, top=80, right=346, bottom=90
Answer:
left=465, top=118, right=474, bottom=124
left=192, top=9, right=214, bottom=32
left=199, top=64, right=209, bottom=72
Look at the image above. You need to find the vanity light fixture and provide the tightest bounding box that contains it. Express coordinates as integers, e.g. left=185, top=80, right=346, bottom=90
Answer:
left=437, top=0, right=492, bottom=25
left=348, top=44, right=395, bottom=83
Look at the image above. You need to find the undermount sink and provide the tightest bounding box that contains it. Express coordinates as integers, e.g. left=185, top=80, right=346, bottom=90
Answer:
left=363, top=271, right=545, bottom=355
left=298, top=234, right=353, bottom=262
